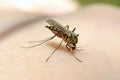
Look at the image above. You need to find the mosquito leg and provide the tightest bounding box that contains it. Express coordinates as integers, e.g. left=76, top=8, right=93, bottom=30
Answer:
left=28, top=36, right=56, bottom=43
left=46, top=39, right=64, bottom=63
left=72, top=28, right=76, bottom=32
left=21, top=35, right=56, bottom=48
left=75, top=45, right=88, bottom=54
left=65, top=25, right=69, bottom=29
left=72, top=54, right=82, bottom=62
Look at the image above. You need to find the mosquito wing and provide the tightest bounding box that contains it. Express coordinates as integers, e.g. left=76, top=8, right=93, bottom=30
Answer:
left=46, top=19, right=65, bottom=28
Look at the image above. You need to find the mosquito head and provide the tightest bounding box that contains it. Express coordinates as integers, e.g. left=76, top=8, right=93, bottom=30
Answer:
left=71, top=34, right=79, bottom=44
left=65, top=33, right=79, bottom=50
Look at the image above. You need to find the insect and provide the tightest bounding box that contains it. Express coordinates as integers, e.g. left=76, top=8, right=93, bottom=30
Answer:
left=22, top=19, right=83, bottom=62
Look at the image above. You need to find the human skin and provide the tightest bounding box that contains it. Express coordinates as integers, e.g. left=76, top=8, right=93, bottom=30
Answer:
left=0, top=4, right=120, bottom=80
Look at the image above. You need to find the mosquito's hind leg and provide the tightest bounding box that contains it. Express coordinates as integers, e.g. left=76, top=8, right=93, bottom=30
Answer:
left=21, top=35, right=56, bottom=48
left=28, top=35, right=55, bottom=43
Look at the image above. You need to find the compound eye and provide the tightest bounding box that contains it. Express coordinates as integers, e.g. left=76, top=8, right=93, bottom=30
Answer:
left=72, top=47, right=76, bottom=50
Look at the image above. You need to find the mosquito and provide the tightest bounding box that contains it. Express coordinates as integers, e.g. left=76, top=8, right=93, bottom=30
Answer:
left=22, top=19, right=83, bottom=63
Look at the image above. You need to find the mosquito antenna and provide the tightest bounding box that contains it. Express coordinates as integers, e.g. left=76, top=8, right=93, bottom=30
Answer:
left=76, top=48, right=83, bottom=52
left=76, top=45, right=88, bottom=48
left=21, top=35, right=56, bottom=48
left=72, top=54, right=82, bottom=62
left=75, top=45, right=88, bottom=54
left=46, top=39, right=64, bottom=62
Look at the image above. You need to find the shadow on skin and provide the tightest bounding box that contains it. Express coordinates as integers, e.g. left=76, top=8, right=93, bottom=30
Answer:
left=47, top=41, right=76, bottom=54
